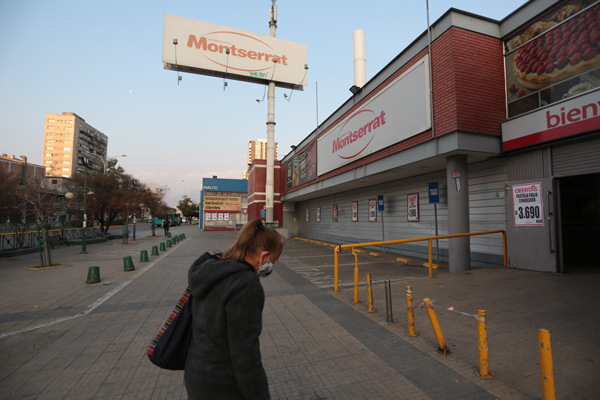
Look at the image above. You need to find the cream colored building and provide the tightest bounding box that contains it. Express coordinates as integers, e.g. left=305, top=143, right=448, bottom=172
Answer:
left=247, top=139, right=277, bottom=166
left=42, top=112, right=108, bottom=178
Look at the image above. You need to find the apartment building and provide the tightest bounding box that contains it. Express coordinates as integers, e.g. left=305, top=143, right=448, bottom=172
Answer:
left=42, top=112, right=108, bottom=178
left=247, top=139, right=278, bottom=166
left=0, top=154, right=46, bottom=183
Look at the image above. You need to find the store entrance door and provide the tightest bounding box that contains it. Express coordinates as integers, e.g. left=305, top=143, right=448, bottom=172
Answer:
left=557, top=173, right=600, bottom=276
left=505, top=178, right=557, bottom=272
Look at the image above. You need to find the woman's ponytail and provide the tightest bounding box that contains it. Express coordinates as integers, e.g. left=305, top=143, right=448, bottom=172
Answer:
left=220, top=218, right=285, bottom=261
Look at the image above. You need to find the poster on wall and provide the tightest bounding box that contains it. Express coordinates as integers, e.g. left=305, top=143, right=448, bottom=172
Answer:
left=206, top=213, right=212, bottom=221
left=407, top=193, right=420, bottom=222
left=212, top=213, right=218, bottom=220
left=224, top=214, right=229, bottom=221
left=369, top=199, right=377, bottom=222
left=333, top=204, right=338, bottom=222
left=286, top=142, right=317, bottom=190
left=306, top=208, right=310, bottom=222
left=317, top=207, right=321, bottom=222
left=352, top=201, right=358, bottom=222
left=218, top=213, right=224, bottom=221
left=512, top=182, right=545, bottom=226
left=504, top=0, right=600, bottom=118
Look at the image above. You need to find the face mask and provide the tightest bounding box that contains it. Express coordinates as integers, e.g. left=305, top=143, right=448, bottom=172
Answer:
left=257, top=251, right=274, bottom=278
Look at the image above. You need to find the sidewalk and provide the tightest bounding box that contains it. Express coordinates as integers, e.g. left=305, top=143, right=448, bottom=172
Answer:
left=0, top=226, right=597, bottom=399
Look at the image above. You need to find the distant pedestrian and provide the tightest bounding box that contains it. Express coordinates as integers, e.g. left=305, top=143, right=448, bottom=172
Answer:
left=163, top=219, right=170, bottom=236
left=184, top=218, right=285, bottom=399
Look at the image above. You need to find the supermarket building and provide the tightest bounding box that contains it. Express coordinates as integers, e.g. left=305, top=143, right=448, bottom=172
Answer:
left=271, top=0, right=600, bottom=274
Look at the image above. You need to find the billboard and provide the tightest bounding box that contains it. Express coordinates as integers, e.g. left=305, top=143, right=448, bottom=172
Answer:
left=163, top=14, right=308, bottom=90
left=317, top=57, right=430, bottom=175
left=286, top=142, right=317, bottom=190
left=504, top=0, right=600, bottom=118
left=502, top=89, right=600, bottom=150
left=204, top=196, right=242, bottom=213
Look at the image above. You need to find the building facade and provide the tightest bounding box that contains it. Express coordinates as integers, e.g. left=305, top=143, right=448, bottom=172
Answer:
left=247, top=139, right=278, bottom=166
left=43, top=112, right=108, bottom=178
left=0, top=154, right=46, bottom=182
left=279, top=0, right=600, bottom=275
left=200, top=178, right=248, bottom=231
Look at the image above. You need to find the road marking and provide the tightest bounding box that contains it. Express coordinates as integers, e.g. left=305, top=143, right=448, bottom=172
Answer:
left=0, top=241, right=187, bottom=340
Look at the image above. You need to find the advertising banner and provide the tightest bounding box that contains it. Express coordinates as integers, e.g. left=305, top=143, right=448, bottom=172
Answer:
left=504, top=1, right=600, bottom=118
left=512, top=183, right=545, bottom=226
left=286, top=142, right=317, bottom=190
left=163, top=14, right=307, bottom=90
left=317, top=57, right=430, bottom=175
left=407, top=193, right=420, bottom=222
left=502, top=89, right=600, bottom=150
left=204, top=196, right=242, bottom=212
left=369, top=199, right=377, bottom=222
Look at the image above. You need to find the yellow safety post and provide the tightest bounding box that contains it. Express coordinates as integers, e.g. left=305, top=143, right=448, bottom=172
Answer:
left=334, top=246, right=340, bottom=292
left=405, top=286, right=418, bottom=337
left=538, top=329, right=556, bottom=400
left=352, top=247, right=360, bottom=304
left=366, top=273, right=375, bottom=312
left=475, top=310, right=493, bottom=378
left=502, top=231, right=508, bottom=267
left=428, top=240, right=433, bottom=278
left=423, top=298, right=449, bottom=354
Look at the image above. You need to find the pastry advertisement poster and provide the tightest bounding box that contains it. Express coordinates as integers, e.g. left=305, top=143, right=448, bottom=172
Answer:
left=286, top=141, right=317, bottom=190
left=512, top=182, right=545, bottom=226
left=407, top=193, right=420, bottom=222
left=369, top=199, right=377, bottom=222
left=504, top=0, right=600, bottom=118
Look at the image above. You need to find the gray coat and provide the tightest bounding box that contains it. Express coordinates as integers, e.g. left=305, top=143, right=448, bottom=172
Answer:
left=184, top=252, right=270, bottom=400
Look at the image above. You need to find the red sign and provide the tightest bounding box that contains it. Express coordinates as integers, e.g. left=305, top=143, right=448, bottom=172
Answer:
left=242, top=208, right=248, bottom=215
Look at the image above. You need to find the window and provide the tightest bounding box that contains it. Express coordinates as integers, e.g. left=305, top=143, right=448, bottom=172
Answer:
left=46, top=139, right=54, bottom=143
left=47, top=125, right=55, bottom=129
left=47, top=132, right=54, bottom=136
left=66, top=120, right=73, bottom=124
left=46, top=153, right=52, bottom=157
left=65, top=127, right=72, bottom=131
left=65, top=134, right=72, bottom=137
left=46, top=146, right=54, bottom=150
left=52, top=179, right=58, bottom=184
left=46, top=161, right=53, bottom=164
left=64, top=147, right=71, bottom=151
left=62, top=168, right=70, bottom=171
left=64, top=140, right=71, bottom=144
left=64, top=161, right=70, bottom=164
left=63, top=154, right=69, bottom=157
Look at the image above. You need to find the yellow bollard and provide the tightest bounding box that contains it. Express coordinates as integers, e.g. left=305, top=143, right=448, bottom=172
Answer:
left=352, top=248, right=360, bottom=304
left=334, top=246, right=340, bottom=292
left=475, top=310, right=493, bottom=378
left=405, top=286, right=418, bottom=337
left=538, top=329, right=556, bottom=400
left=367, top=274, right=375, bottom=312
left=428, top=240, right=433, bottom=278
left=423, top=298, right=449, bottom=354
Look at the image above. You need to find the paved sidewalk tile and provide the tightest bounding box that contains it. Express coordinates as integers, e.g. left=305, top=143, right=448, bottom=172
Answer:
left=1, top=227, right=599, bottom=399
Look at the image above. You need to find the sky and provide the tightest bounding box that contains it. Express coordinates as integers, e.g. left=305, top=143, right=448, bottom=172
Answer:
left=0, top=0, right=529, bottom=206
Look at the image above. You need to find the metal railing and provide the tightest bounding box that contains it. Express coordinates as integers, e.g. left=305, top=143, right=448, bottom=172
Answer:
left=334, top=230, right=507, bottom=292
left=0, top=227, right=103, bottom=251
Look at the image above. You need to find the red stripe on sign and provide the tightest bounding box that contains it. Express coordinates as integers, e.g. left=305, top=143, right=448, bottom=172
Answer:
left=503, top=115, right=600, bottom=151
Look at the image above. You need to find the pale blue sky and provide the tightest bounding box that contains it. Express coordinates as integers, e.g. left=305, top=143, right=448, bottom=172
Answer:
left=0, top=0, right=529, bottom=206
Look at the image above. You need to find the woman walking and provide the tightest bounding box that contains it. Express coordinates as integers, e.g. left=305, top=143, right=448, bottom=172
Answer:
left=185, top=218, right=284, bottom=400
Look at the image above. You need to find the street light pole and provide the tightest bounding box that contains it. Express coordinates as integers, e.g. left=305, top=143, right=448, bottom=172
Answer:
left=81, top=161, right=89, bottom=254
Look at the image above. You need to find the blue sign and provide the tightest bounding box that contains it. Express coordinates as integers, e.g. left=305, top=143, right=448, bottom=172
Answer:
left=260, top=209, right=266, bottom=218
left=428, top=182, right=440, bottom=204
left=377, top=194, right=384, bottom=212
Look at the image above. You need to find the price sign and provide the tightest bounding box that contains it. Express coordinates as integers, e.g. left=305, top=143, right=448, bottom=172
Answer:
left=407, top=193, right=420, bottom=222
left=512, top=182, right=544, bottom=226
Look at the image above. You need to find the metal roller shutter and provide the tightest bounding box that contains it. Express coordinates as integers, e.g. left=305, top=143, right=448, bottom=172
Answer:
left=552, top=136, right=600, bottom=178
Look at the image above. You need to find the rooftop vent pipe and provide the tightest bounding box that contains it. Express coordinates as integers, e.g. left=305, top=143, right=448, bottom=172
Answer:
left=353, top=29, right=366, bottom=89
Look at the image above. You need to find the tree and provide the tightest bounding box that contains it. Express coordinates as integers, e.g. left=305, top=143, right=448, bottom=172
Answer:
left=177, top=196, right=199, bottom=224
left=0, top=167, right=37, bottom=250
left=140, top=183, right=169, bottom=236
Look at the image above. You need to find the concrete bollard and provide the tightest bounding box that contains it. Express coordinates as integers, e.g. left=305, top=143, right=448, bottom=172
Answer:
left=140, top=250, right=149, bottom=263
left=124, top=255, right=135, bottom=271
left=151, top=245, right=159, bottom=256
left=86, top=266, right=101, bottom=284
left=172, top=236, right=177, bottom=245
left=182, top=233, right=185, bottom=239
left=166, top=239, right=171, bottom=248
left=160, top=242, right=166, bottom=251
left=167, top=232, right=171, bottom=238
